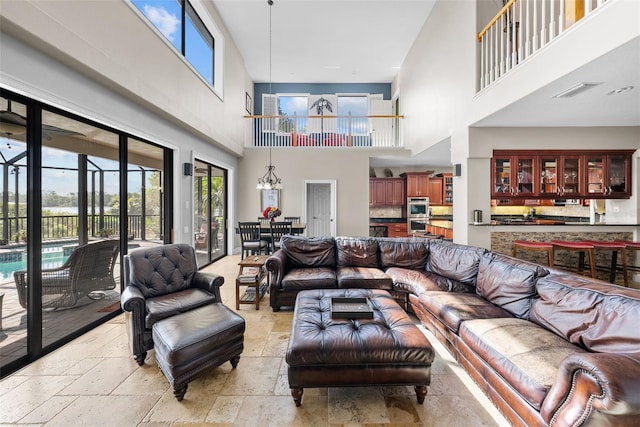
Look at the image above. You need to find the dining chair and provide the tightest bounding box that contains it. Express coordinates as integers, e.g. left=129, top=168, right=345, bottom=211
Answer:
left=284, top=216, right=300, bottom=223
left=270, top=221, right=293, bottom=253
left=258, top=217, right=271, bottom=227
left=238, top=222, right=269, bottom=258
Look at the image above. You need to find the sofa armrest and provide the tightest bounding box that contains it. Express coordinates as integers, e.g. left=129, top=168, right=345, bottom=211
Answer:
left=266, top=249, right=288, bottom=291
left=541, top=352, right=640, bottom=427
left=192, top=272, right=224, bottom=302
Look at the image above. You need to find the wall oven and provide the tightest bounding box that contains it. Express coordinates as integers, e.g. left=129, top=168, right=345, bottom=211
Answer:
left=407, top=197, right=429, bottom=218
left=407, top=197, right=430, bottom=233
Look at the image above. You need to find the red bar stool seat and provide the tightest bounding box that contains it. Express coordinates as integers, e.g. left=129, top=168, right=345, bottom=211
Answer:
left=512, top=240, right=554, bottom=266
left=581, top=240, right=628, bottom=287
left=550, top=240, right=596, bottom=278
left=615, top=240, right=640, bottom=280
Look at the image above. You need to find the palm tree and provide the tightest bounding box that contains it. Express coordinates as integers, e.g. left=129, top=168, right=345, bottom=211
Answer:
left=309, top=97, right=333, bottom=135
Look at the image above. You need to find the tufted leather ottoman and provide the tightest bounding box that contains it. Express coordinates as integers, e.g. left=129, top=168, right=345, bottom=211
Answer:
left=286, top=288, right=434, bottom=406
left=152, top=303, right=245, bottom=401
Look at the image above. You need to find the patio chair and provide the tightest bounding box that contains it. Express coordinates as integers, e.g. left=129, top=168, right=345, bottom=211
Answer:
left=14, top=239, right=120, bottom=309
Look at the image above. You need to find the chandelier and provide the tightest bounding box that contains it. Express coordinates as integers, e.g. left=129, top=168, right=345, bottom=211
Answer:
left=256, top=0, right=282, bottom=191
left=256, top=149, right=282, bottom=190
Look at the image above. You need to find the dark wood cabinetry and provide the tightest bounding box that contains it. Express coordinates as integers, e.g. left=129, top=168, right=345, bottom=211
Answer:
left=491, top=150, right=633, bottom=200
left=369, top=178, right=405, bottom=206
left=443, top=173, right=453, bottom=205
left=427, top=178, right=443, bottom=205
left=405, top=173, right=431, bottom=197
left=388, top=222, right=407, bottom=237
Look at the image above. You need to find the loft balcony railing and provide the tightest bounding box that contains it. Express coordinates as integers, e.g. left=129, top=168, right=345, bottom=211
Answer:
left=245, top=114, right=403, bottom=148
left=478, top=0, right=609, bottom=90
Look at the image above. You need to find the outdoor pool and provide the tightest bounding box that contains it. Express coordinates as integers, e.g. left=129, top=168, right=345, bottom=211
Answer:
left=0, top=245, right=72, bottom=281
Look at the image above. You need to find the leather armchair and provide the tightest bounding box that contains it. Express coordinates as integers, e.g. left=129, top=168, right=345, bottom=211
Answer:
left=120, top=244, right=224, bottom=365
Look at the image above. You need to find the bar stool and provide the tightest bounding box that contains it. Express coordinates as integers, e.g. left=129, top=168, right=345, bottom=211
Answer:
left=615, top=240, right=640, bottom=280
left=512, top=240, right=554, bottom=266
left=550, top=240, right=596, bottom=278
left=580, top=240, right=628, bottom=286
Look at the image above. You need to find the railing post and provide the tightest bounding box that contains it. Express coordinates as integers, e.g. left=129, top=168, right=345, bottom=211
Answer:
left=347, top=112, right=353, bottom=146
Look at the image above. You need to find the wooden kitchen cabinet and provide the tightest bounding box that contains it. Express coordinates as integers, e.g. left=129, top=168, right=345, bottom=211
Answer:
left=388, top=222, right=408, bottom=237
left=427, top=178, right=443, bottom=205
left=539, top=154, right=582, bottom=198
left=369, top=178, right=405, bottom=206
left=491, top=150, right=633, bottom=200
left=584, top=153, right=632, bottom=198
left=443, top=173, right=453, bottom=205
left=404, top=172, right=431, bottom=197
left=491, top=153, right=537, bottom=198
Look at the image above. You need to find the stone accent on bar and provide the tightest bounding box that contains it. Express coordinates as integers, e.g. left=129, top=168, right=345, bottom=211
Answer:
left=491, top=231, right=634, bottom=286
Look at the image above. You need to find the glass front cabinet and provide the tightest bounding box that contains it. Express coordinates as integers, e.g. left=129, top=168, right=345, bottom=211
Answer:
left=585, top=153, right=631, bottom=198
left=491, top=154, right=537, bottom=198
left=492, top=150, right=633, bottom=200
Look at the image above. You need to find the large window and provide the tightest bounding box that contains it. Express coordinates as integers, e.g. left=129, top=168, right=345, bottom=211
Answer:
left=132, top=0, right=221, bottom=91
left=0, top=91, right=173, bottom=377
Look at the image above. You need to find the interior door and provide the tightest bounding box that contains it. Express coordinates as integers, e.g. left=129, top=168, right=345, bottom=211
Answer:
left=305, top=181, right=336, bottom=237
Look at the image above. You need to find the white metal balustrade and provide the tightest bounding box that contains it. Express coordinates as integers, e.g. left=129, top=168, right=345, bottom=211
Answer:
left=478, top=0, right=609, bottom=90
left=244, top=114, right=403, bottom=148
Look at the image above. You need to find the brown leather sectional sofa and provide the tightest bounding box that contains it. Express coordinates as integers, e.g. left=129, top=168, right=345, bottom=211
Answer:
left=265, top=235, right=640, bottom=427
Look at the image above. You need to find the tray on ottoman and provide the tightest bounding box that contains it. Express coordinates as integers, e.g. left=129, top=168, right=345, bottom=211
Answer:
left=286, top=288, right=434, bottom=407
left=330, top=297, right=373, bottom=319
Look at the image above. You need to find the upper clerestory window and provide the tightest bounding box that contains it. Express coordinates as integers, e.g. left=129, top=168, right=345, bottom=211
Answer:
left=131, top=0, right=223, bottom=98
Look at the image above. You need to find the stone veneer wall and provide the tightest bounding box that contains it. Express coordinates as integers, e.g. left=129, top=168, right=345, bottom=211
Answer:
left=491, top=231, right=635, bottom=286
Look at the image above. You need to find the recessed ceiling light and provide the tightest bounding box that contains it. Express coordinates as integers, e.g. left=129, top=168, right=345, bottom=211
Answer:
left=322, top=65, right=341, bottom=70
left=552, top=82, right=601, bottom=98
left=607, top=86, right=634, bottom=95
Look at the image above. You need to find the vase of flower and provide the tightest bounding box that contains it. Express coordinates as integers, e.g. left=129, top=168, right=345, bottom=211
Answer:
left=263, top=206, right=281, bottom=222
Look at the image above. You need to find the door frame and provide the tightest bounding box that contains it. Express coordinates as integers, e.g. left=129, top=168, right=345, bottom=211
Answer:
left=304, top=179, right=337, bottom=237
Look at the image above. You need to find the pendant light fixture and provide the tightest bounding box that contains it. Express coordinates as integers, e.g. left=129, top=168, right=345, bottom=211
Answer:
left=256, top=0, right=282, bottom=190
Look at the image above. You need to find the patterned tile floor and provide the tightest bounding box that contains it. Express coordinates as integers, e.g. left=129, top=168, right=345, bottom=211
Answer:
left=0, top=254, right=512, bottom=426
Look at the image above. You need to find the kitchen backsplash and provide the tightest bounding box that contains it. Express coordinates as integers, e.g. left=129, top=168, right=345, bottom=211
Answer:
left=369, top=206, right=453, bottom=218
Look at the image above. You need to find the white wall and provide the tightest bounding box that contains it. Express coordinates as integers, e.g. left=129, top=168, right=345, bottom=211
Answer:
left=0, top=0, right=251, bottom=156
left=239, top=148, right=373, bottom=238
left=0, top=0, right=256, bottom=252
left=395, top=0, right=640, bottom=247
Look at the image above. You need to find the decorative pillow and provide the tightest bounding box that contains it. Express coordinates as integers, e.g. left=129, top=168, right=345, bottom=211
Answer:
left=476, top=253, right=548, bottom=319
left=281, top=235, right=336, bottom=268
left=531, top=274, right=640, bottom=353
left=335, top=237, right=379, bottom=268
left=378, top=237, right=430, bottom=270
left=426, top=240, right=487, bottom=286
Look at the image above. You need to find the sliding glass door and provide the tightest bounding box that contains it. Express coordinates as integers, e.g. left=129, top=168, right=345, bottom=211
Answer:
left=0, top=91, right=173, bottom=377
left=193, top=159, right=227, bottom=267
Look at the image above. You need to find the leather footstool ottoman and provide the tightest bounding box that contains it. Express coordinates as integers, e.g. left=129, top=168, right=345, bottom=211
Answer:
left=286, top=288, right=434, bottom=406
left=152, top=303, right=245, bottom=401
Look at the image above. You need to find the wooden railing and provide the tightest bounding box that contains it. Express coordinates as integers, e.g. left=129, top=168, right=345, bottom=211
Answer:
left=477, top=0, right=609, bottom=90
left=245, top=115, right=403, bottom=148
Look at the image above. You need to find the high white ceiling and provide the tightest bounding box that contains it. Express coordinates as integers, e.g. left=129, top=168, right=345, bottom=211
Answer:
left=212, top=0, right=436, bottom=83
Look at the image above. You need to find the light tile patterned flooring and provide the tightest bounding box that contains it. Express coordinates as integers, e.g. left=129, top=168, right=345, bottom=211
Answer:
left=1, top=254, right=511, bottom=426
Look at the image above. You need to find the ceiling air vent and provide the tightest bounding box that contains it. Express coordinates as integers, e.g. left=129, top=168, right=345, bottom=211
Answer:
left=552, top=82, right=601, bottom=98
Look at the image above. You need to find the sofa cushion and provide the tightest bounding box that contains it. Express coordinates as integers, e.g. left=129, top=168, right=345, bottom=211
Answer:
left=387, top=268, right=474, bottom=296
left=378, top=237, right=430, bottom=269
left=419, top=291, right=513, bottom=333
left=476, top=253, right=549, bottom=320
left=281, top=267, right=337, bottom=291
left=335, top=237, right=379, bottom=268
left=336, top=267, right=392, bottom=289
left=145, top=288, right=216, bottom=329
left=426, top=240, right=486, bottom=286
left=281, top=235, right=336, bottom=269
left=530, top=274, right=640, bottom=353
left=460, top=318, right=586, bottom=411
